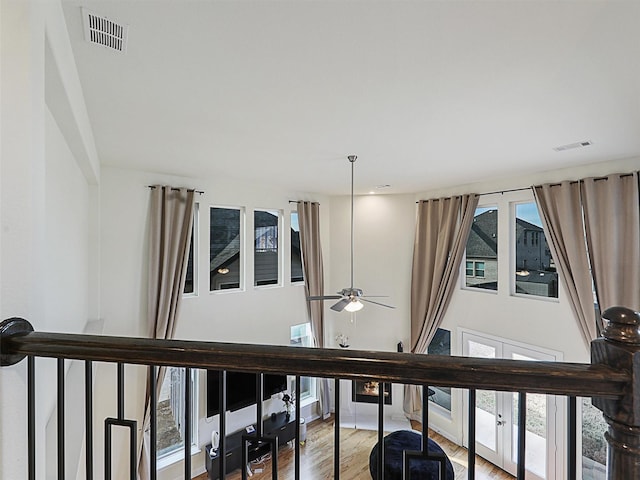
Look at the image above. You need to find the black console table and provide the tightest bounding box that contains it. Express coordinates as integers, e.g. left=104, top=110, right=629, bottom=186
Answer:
left=205, top=412, right=296, bottom=480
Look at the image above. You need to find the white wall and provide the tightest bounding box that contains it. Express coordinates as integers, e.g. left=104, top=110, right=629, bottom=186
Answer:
left=1, top=2, right=98, bottom=479
left=98, top=165, right=329, bottom=478
left=0, top=3, right=46, bottom=477
left=326, top=193, right=415, bottom=422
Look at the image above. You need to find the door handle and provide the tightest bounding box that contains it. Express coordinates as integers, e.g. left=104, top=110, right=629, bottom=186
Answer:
left=496, top=420, right=506, bottom=426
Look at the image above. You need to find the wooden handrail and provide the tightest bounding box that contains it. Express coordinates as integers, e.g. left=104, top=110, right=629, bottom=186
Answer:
left=0, top=321, right=627, bottom=399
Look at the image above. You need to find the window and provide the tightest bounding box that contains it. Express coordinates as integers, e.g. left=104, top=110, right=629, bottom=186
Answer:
left=290, top=323, right=315, bottom=401
left=156, top=367, right=198, bottom=460
left=210, top=206, right=243, bottom=291
left=427, top=328, right=451, bottom=412
left=514, top=203, right=558, bottom=299
left=464, top=207, right=498, bottom=291
left=184, top=205, right=198, bottom=295
left=290, top=212, right=303, bottom=283
left=254, top=209, right=280, bottom=287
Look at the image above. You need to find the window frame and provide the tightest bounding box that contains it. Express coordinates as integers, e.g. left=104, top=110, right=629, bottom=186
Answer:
left=209, top=205, right=245, bottom=293
left=254, top=208, right=283, bottom=288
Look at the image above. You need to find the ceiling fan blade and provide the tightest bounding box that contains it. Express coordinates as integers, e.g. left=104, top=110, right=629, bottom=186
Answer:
left=330, top=298, right=351, bottom=312
left=361, top=298, right=395, bottom=309
left=307, top=295, right=342, bottom=301
left=361, top=295, right=389, bottom=298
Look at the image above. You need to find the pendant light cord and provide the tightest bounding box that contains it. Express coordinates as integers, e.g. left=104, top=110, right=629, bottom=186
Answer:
left=348, top=155, right=357, bottom=290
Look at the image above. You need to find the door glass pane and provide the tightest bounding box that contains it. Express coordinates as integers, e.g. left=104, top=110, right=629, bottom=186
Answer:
left=427, top=328, right=451, bottom=411
left=582, top=397, right=606, bottom=479
left=511, top=393, right=547, bottom=478
left=469, top=340, right=498, bottom=451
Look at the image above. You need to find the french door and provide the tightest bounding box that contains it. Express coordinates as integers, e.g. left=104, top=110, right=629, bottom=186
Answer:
left=462, top=331, right=560, bottom=480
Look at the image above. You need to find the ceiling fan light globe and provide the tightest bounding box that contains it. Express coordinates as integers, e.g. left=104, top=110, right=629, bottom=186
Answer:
left=344, top=299, right=364, bottom=312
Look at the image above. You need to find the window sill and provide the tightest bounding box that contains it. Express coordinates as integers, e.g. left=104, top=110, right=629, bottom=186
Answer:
left=157, top=444, right=201, bottom=471
left=300, top=395, right=317, bottom=409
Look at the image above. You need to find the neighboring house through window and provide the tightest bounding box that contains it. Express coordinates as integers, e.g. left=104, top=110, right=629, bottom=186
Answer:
left=514, top=203, right=558, bottom=299
left=464, top=207, right=498, bottom=291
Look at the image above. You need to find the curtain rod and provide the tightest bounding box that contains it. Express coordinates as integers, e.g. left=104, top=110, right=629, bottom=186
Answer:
left=416, top=187, right=531, bottom=203
left=416, top=171, right=637, bottom=202
left=289, top=200, right=321, bottom=205
left=148, top=186, right=204, bottom=195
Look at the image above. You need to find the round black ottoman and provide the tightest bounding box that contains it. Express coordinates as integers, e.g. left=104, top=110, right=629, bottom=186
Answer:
left=369, top=430, right=454, bottom=480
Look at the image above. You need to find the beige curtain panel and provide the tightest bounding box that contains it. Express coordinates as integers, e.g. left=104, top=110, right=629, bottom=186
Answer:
left=138, top=186, right=195, bottom=480
left=404, top=194, right=478, bottom=420
left=297, top=201, right=331, bottom=418
left=533, top=171, right=639, bottom=348
left=582, top=172, right=640, bottom=312
left=533, top=181, right=599, bottom=346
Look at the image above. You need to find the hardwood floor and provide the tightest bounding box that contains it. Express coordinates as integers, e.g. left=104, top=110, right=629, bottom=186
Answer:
left=194, top=417, right=515, bottom=480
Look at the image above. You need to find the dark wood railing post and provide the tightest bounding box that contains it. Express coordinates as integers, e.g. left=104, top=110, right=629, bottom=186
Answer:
left=591, top=306, right=640, bottom=480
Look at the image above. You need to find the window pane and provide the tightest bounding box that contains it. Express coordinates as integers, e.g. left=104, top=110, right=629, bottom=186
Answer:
left=184, top=227, right=195, bottom=294
left=427, top=328, right=451, bottom=411
left=157, top=367, right=188, bottom=458
left=291, top=212, right=303, bottom=283
left=514, top=203, right=558, bottom=298
left=465, top=207, right=498, bottom=290
left=465, top=261, right=474, bottom=276
left=255, top=210, right=279, bottom=286
left=290, top=323, right=314, bottom=400
left=210, top=207, right=241, bottom=291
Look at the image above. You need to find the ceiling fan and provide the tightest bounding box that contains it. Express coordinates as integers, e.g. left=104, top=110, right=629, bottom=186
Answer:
left=308, top=155, right=395, bottom=312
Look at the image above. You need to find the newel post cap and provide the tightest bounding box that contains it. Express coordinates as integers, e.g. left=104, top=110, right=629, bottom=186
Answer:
left=0, top=317, right=34, bottom=366
left=601, top=306, right=640, bottom=345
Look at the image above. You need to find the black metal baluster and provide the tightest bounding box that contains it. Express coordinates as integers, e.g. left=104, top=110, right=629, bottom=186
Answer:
left=468, top=390, right=476, bottom=480
left=568, top=396, right=577, bottom=480
left=117, top=363, right=124, bottom=420
left=184, top=367, right=192, bottom=479
left=334, top=378, right=340, bottom=480
left=150, top=366, right=157, bottom=480
left=517, top=392, right=526, bottom=480
left=85, top=360, right=93, bottom=480
left=58, top=358, right=65, bottom=480
left=295, top=375, right=301, bottom=480
left=28, top=355, right=35, bottom=480
left=219, top=370, right=227, bottom=480
left=378, top=380, right=384, bottom=480
left=256, top=373, right=263, bottom=438
left=421, top=385, right=429, bottom=451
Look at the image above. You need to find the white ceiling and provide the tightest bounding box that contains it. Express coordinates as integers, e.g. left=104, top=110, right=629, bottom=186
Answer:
left=61, top=0, right=640, bottom=195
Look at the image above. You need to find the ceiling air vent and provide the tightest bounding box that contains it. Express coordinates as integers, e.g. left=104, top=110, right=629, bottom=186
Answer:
left=82, top=8, right=128, bottom=54
left=553, top=141, right=592, bottom=152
